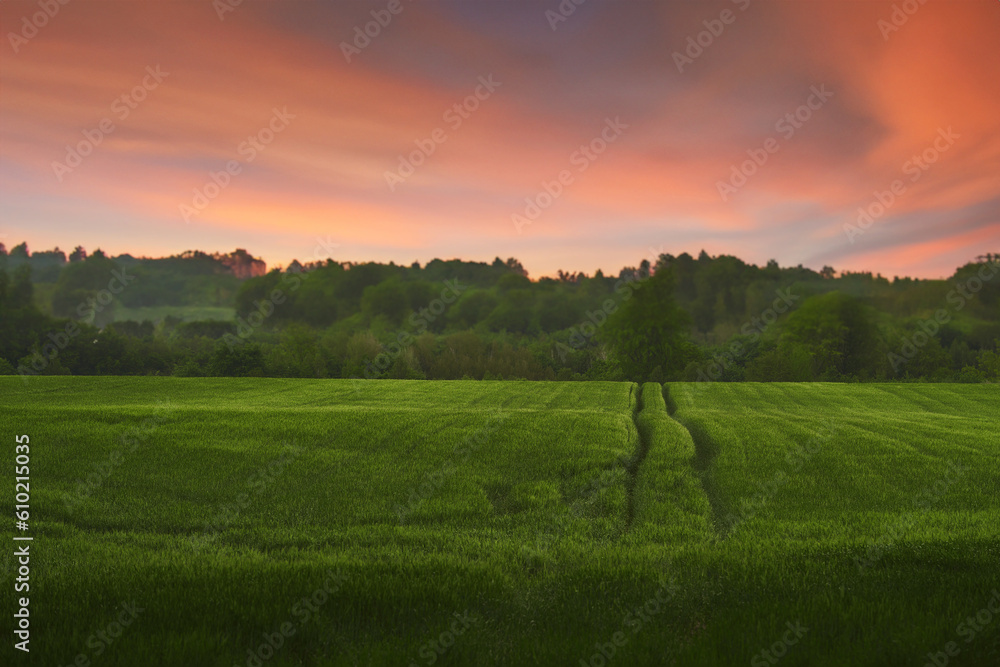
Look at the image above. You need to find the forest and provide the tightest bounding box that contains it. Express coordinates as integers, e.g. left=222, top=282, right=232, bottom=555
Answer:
left=2, top=241, right=998, bottom=383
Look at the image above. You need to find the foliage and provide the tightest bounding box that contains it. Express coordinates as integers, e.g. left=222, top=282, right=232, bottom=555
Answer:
left=602, top=266, right=698, bottom=381
left=1, top=245, right=998, bottom=382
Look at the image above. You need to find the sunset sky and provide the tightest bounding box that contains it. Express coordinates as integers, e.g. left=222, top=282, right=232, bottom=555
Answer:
left=1, top=0, right=998, bottom=279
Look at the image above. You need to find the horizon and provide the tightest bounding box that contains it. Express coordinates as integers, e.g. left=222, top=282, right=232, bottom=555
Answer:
left=2, top=238, right=995, bottom=282
left=2, top=1, right=998, bottom=280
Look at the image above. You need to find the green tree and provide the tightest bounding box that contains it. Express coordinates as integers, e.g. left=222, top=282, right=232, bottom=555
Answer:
left=602, top=267, right=696, bottom=381
left=9, top=243, right=29, bottom=260
left=361, top=278, right=409, bottom=327
left=449, top=290, right=498, bottom=329
left=780, top=291, right=884, bottom=380
left=51, top=251, right=120, bottom=323
left=209, top=342, right=264, bottom=376
left=484, top=289, right=535, bottom=334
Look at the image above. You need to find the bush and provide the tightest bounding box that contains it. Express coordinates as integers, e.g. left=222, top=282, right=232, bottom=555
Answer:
left=209, top=342, right=264, bottom=376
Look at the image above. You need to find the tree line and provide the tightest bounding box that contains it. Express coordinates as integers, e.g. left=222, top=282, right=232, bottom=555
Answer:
left=1, top=242, right=998, bottom=383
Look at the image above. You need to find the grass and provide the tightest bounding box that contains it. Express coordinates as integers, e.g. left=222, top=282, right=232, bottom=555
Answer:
left=667, top=382, right=1000, bottom=665
left=0, top=378, right=997, bottom=666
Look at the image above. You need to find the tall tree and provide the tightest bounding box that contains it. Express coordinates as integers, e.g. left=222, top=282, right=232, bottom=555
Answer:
left=602, top=265, right=697, bottom=381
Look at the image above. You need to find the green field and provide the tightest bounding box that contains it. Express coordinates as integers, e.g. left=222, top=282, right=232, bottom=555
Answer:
left=1, top=379, right=998, bottom=666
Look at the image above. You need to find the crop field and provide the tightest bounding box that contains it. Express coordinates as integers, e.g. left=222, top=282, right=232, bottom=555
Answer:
left=1, top=378, right=998, bottom=666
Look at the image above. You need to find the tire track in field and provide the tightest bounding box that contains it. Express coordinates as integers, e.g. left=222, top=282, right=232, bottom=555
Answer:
left=663, top=383, right=678, bottom=416
left=624, top=382, right=647, bottom=530
left=662, top=384, right=728, bottom=539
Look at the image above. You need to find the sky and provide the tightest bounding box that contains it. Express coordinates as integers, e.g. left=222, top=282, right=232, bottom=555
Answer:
left=1, top=0, right=998, bottom=279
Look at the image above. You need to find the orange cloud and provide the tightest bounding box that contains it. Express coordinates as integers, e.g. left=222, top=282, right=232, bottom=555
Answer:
left=1, top=0, right=996, bottom=278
